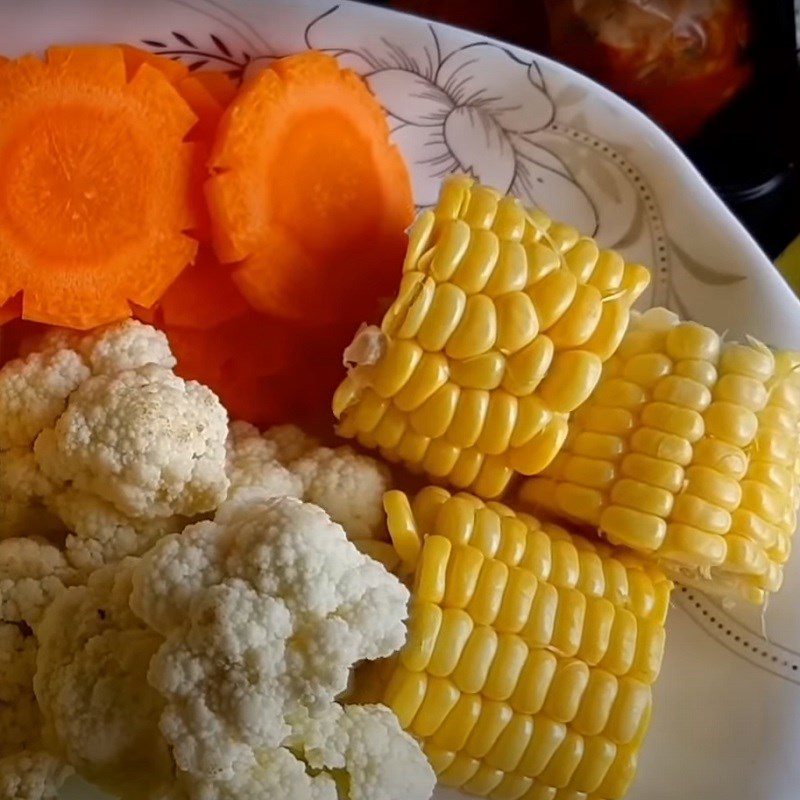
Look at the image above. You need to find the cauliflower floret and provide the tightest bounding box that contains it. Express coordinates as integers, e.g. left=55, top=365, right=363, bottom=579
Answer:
left=0, top=350, right=89, bottom=449
left=289, top=704, right=436, bottom=800
left=0, top=624, right=71, bottom=800
left=0, top=449, right=63, bottom=541
left=226, top=421, right=303, bottom=501
left=48, top=490, right=185, bottom=574
left=34, top=561, right=172, bottom=798
left=290, top=446, right=391, bottom=540
left=262, top=424, right=319, bottom=464
left=0, top=539, right=74, bottom=626
left=79, top=319, right=176, bottom=376
left=0, top=751, right=72, bottom=800
left=35, top=364, right=229, bottom=519
left=129, top=494, right=409, bottom=780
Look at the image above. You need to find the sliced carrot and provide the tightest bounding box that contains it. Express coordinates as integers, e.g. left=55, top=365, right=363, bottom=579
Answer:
left=159, top=245, right=248, bottom=330
left=206, top=50, right=413, bottom=325
left=0, top=294, right=22, bottom=325
left=119, top=43, right=189, bottom=84
left=192, top=69, right=238, bottom=106
left=0, top=45, right=199, bottom=329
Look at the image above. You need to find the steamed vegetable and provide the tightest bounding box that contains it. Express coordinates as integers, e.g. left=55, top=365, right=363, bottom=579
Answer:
left=0, top=46, right=199, bottom=328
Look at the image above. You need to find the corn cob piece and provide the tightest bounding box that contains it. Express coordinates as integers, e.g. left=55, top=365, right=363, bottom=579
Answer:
left=520, top=307, right=800, bottom=604
left=361, top=486, right=671, bottom=800
left=333, top=175, right=650, bottom=498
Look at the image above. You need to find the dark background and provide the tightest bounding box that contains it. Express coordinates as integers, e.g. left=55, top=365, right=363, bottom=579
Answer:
left=363, top=0, right=800, bottom=259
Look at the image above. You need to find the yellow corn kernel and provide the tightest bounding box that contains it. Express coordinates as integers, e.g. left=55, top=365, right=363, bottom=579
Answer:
left=454, top=625, right=499, bottom=694
left=610, top=479, right=674, bottom=518
left=484, top=240, right=529, bottom=296
left=720, top=342, right=774, bottom=381
left=683, top=464, right=742, bottom=510
left=444, top=543, right=485, bottom=607
left=704, top=401, right=759, bottom=447
left=446, top=389, right=490, bottom=448
left=428, top=608, right=475, bottom=677
left=653, top=374, right=712, bottom=411
left=640, top=401, right=705, bottom=441
left=462, top=764, right=506, bottom=796
left=383, top=489, right=421, bottom=568
left=401, top=602, right=443, bottom=672
left=464, top=185, right=501, bottom=230
left=395, top=429, right=431, bottom=464
left=714, top=373, right=768, bottom=411
left=508, top=416, right=570, bottom=476
left=622, top=353, right=672, bottom=388
left=554, top=483, right=604, bottom=526
left=598, top=608, right=637, bottom=676
left=543, top=659, right=590, bottom=722
left=588, top=249, right=624, bottom=291
left=550, top=587, right=587, bottom=657
left=472, top=507, right=503, bottom=557
left=691, top=437, right=749, bottom=479
left=423, top=438, right=461, bottom=478
left=465, top=699, right=515, bottom=759
left=493, top=196, right=527, bottom=241
left=510, top=649, right=558, bottom=715
left=576, top=551, right=606, bottom=598
left=404, top=210, right=436, bottom=270
left=547, top=284, right=603, bottom=348
left=421, top=742, right=456, bottom=775
left=474, top=456, right=516, bottom=498
left=477, top=391, right=519, bottom=455
left=601, top=506, right=666, bottom=551
left=571, top=735, right=617, bottom=794
left=659, top=523, right=726, bottom=566
left=393, top=352, right=449, bottom=412
left=570, top=431, right=624, bottom=461
left=605, top=678, right=651, bottom=744
left=447, top=293, right=499, bottom=359
left=620, top=453, right=684, bottom=493
left=517, top=716, right=567, bottom=778
left=596, top=745, right=638, bottom=799
left=450, top=350, right=505, bottom=390
left=563, top=238, right=600, bottom=282
left=450, top=449, right=485, bottom=488
left=582, top=300, right=629, bottom=362
left=427, top=218, right=471, bottom=280
left=431, top=692, right=483, bottom=752
left=496, top=517, right=529, bottom=567
left=485, top=713, right=535, bottom=774
left=412, top=485, right=451, bottom=531
left=438, top=752, right=481, bottom=788
left=546, top=221, right=580, bottom=253
left=384, top=664, right=428, bottom=728
left=383, top=271, right=436, bottom=339
left=592, top=378, right=647, bottom=409
left=665, top=322, right=719, bottom=362
left=625, top=571, right=656, bottom=619
left=347, top=387, right=389, bottom=433
left=576, top=406, right=635, bottom=436
left=409, top=382, right=459, bottom=438
left=601, top=559, right=630, bottom=606
left=353, top=539, right=401, bottom=572
left=495, top=567, right=539, bottom=634
left=495, top=292, right=539, bottom=354
left=527, top=269, right=578, bottom=330
left=740, top=479, right=784, bottom=524
left=576, top=597, right=615, bottom=666
left=538, top=351, right=603, bottom=414
left=671, top=493, right=731, bottom=535
left=369, top=339, right=424, bottom=399
left=572, top=668, right=618, bottom=736
left=674, top=358, right=718, bottom=387
left=415, top=535, right=452, bottom=603
left=410, top=675, right=461, bottom=738
left=537, top=729, right=584, bottom=788
left=509, top=396, right=550, bottom=448
left=502, top=336, right=555, bottom=397
left=450, top=228, right=500, bottom=293
left=519, top=581, right=558, bottom=648
left=484, top=634, right=530, bottom=700
left=467, top=558, right=510, bottom=626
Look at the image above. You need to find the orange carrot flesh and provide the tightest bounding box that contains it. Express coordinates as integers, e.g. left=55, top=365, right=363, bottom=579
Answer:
left=0, top=294, right=21, bottom=325
left=192, top=69, right=238, bottom=106
left=0, top=45, right=199, bottom=329
left=160, top=245, right=249, bottom=330
left=206, top=51, right=413, bottom=325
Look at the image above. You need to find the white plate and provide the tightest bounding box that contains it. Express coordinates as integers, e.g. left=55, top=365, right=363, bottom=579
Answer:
left=5, top=2, right=800, bottom=799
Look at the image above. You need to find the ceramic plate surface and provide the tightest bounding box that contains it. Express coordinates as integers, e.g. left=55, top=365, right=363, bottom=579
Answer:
left=5, top=2, right=800, bottom=799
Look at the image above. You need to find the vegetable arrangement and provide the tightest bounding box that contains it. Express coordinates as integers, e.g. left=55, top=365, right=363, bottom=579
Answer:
left=0, top=35, right=798, bottom=800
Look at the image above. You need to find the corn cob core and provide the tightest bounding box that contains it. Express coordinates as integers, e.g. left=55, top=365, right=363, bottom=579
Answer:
left=360, top=486, right=671, bottom=800
left=332, top=175, right=650, bottom=498
left=520, top=307, right=800, bottom=605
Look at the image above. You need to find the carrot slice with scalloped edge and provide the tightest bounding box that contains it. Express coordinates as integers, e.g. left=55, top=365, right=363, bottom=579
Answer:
left=0, top=45, right=199, bottom=329
left=0, top=294, right=21, bottom=325
left=192, top=69, right=238, bottom=106
left=119, top=43, right=189, bottom=84
left=206, top=50, right=413, bottom=325
left=160, top=245, right=249, bottom=330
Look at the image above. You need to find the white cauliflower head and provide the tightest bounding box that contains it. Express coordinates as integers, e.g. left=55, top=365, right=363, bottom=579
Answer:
left=34, top=364, right=229, bottom=519
left=226, top=421, right=303, bottom=501
left=78, top=320, right=176, bottom=376
left=0, top=350, right=89, bottom=449
left=34, top=560, right=172, bottom=798
left=129, top=494, right=409, bottom=780
left=290, top=446, right=391, bottom=540
left=0, top=449, right=63, bottom=541
left=289, top=704, right=436, bottom=800
left=0, top=623, right=72, bottom=800
left=262, top=424, right=319, bottom=464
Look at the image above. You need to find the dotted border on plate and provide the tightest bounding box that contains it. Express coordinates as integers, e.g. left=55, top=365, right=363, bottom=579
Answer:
left=675, top=585, right=800, bottom=685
